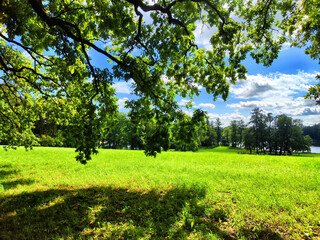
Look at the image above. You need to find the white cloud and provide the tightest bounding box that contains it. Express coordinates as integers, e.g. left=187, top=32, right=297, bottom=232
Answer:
left=161, top=75, right=203, bottom=91
left=299, top=114, right=320, bottom=126
left=299, top=108, right=320, bottom=116
left=198, top=103, right=215, bottom=109
left=22, top=51, right=33, bottom=60
left=227, top=96, right=319, bottom=116
left=230, top=71, right=318, bottom=100
left=145, top=0, right=159, bottom=4
left=193, top=20, right=216, bottom=51
left=86, top=77, right=93, bottom=83
left=178, top=99, right=193, bottom=107
left=227, top=100, right=276, bottom=109
left=207, top=111, right=249, bottom=127
left=191, top=82, right=203, bottom=90
left=161, top=75, right=176, bottom=85
left=182, top=110, right=193, bottom=117
left=282, top=42, right=292, bottom=51
left=112, top=81, right=133, bottom=94
left=227, top=71, right=320, bottom=125
left=181, top=108, right=249, bottom=127
left=117, top=97, right=129, bottom=109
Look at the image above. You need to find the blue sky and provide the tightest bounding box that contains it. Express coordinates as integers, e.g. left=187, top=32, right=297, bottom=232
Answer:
left=91, top=22, right=320, bottom=127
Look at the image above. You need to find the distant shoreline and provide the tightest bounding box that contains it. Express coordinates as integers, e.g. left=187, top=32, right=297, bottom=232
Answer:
left=310, top=146, right=320, bottom=154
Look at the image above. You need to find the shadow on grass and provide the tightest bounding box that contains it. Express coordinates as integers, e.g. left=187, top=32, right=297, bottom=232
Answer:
left=0, top=164, right=35, bottom=191
left=240, top=227, right=283, bottom=240
left=0, top=184, right=284, bottom=240
left=0, top=169, right=19, bottom=179
left=1, top=179, right=35, bottom=191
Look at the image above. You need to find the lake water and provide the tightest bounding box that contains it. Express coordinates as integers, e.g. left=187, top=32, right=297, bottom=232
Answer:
left=310, top=146, right=320, bottom=154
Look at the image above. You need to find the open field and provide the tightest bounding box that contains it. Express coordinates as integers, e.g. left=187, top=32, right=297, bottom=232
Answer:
left=0, top=147, right=320, bottom=239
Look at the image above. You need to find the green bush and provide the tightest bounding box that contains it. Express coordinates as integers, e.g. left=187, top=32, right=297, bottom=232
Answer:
left=54, top=130, right=65, bottom=147
left=39, top=135, right=56, bottom=147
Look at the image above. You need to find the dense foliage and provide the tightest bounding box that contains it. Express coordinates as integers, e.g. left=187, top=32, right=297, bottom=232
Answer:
left=26, top=108, right=312, bottom=155
left=242, top=108, right=312, bottom=154
left=1, top=0, right=319, bottom=162
left=29, top=112, right=218, bottom=151
left=303, top=123, right=320, bottom=146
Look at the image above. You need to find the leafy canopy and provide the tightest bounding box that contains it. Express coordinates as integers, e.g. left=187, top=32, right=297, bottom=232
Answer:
left=0, top=0, right=319, bottom=163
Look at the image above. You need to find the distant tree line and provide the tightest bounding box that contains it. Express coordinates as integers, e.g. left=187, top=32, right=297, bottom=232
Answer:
left=2, top=107, right=313, bottom=155
left=99, top=112, right=223, bottom=152
left=241, top=108, right=313, bottom=155
left=303, top=124, right=320, bottom=146
left=1, top=110, right=220, bottom=152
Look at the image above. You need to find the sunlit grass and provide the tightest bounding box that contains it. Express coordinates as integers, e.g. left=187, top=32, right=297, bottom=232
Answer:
left=0, top=146, right=319, bottom=239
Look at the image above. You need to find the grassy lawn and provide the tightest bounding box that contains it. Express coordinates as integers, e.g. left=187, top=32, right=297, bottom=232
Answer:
left=0, top=147, right=319, bottom=239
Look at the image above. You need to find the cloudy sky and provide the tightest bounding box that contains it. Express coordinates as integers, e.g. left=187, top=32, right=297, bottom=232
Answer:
left=91, top=21, right=320, bottom=127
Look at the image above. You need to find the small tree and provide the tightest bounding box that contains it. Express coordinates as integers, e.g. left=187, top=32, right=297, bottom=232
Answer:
left=39, top=135, right=56, bottom=147
left=304, top=135, right=313, bottom=153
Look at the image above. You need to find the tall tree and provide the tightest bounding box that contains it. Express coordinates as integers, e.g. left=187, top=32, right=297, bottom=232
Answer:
left=222, top=127, right=231, bottom=147
left=103, top=113, right=129, bottom=149
left=266, top=113, right=274, bottom=155
left=243, top=128, right=255, bottom=153
left=127, top=121, right=145, bottom=151
left=1, top=0, right=319, bottom=162
left=277, top=114, right=292, bottom=155
left=238, top=120, right=245, bottom=147
left=200, top=120, right=217, bottom=147
left=291, top=119, right=306, bottom=153
left=249, top=108, right=266, bottom=153
left=215, top=118, right=223, bottom=146
left=230, top=120, right=238, bottom=147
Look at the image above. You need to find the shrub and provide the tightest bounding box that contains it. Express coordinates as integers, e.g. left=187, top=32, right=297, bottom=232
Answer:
left=39, top=135, right=56, bottom=147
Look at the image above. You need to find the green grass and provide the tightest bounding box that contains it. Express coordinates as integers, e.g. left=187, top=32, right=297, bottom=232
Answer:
left=0, top=146, right=320, bottom=239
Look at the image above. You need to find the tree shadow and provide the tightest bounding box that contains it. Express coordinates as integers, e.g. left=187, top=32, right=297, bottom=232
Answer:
left=0, top=169, right=19, bottom=180
left=0, top=164, right=17, bottom=179
left=0, top=184, right=284, bottom=240
left=1, top=179, right=35, bottom=190
left=0, top=164, right=12, bottom=169
left=240, top=226, right=283, bottom=240
left=0, top=186, right=210, bottom=239
left=0, top=164, right=34, bottom=191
